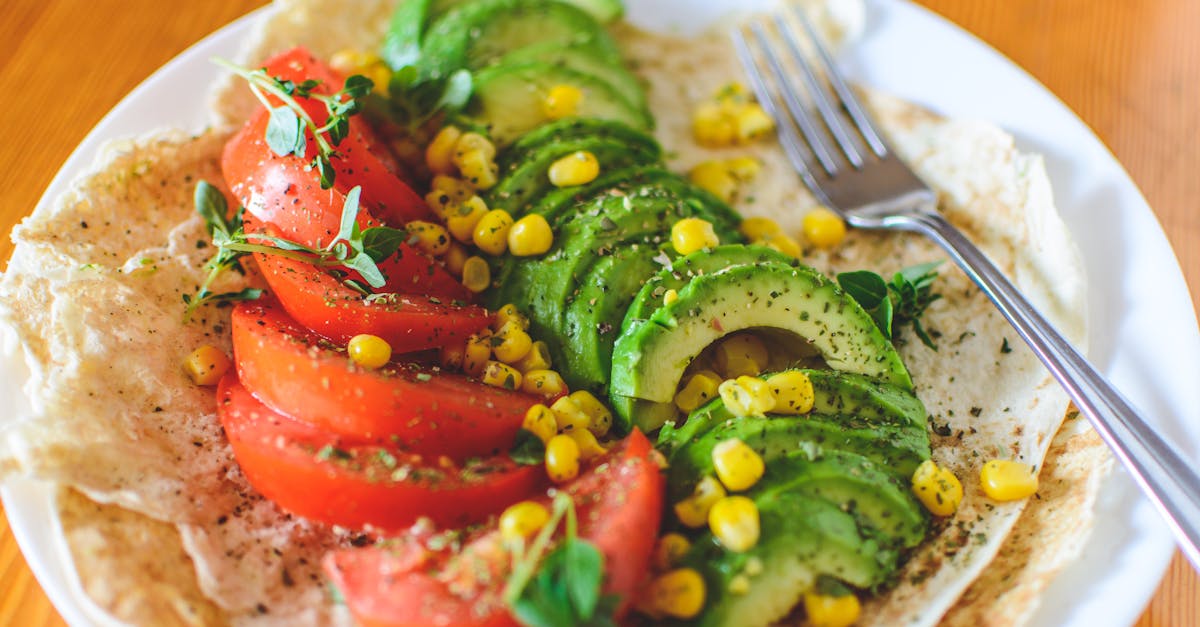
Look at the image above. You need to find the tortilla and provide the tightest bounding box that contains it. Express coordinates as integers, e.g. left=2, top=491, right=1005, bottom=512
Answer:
left=0, top=0, right=1107, bottom=625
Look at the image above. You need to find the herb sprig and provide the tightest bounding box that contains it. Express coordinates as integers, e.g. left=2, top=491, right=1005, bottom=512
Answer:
left=504, top=494, right=617, bottom=627
left=215, top=58, right=374, bottom=189
left=838, top=261, right=943, bottom=350
left=182, top=182, right=263, bottom=320
left=383, top=65, right=473, bottom=133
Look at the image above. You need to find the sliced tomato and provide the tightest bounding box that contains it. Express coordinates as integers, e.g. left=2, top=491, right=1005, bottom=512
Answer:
left=323, top=430, right=665, bottom=627
left=232, top=299, right=533, bottom=457
left=218, top=374, right=543, bottom=532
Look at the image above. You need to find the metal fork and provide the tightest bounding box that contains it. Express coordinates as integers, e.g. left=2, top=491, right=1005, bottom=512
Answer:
left=735, top=6, right=1200, bottom=570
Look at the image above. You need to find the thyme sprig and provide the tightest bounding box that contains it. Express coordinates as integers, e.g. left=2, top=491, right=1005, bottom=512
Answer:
left=838, top=261, right=944, bottom=350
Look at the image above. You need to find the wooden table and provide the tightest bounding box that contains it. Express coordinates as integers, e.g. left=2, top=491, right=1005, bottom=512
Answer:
left=0, top=0, right=1196, bottom=624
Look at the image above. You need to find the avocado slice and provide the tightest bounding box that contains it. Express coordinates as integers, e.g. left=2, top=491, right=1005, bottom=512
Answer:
left=494, top=42, right=646, bottom=111
left=500, top=118, right=661, bottom=172
left=609, top=261, right=914, bottom=421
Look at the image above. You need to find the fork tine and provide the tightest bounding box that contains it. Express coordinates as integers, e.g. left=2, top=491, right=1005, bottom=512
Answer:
left=791, top=4, right=888, bottom=158
left=745, top=21, right=841, bottom=177
left=771, top=13, right=865, bottom=168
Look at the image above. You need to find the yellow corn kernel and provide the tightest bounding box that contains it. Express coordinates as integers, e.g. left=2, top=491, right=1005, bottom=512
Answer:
left=425, top=125, right=463, bottom=176
left=802, top=207, right=847, bottom=249
left=473, top=209, right=514, bottom=256
left=463, top=331, right=493, bottom=376
left=492, top=320, right=533, bottom=364
left=543, top=84, right=584, bottom=120
left=728, top=575, right=751, bottom=595
left=715, top=82, right=749, bottom=104
left=550, top=395, right=591, bottom=434
left=708, top=495, right=760, bottom=552
left=482, top=360, right=523, bottom=390
left=643, top=568, right=706, bottom=619
left=425, top=189, right=457, bottom=217
left=494, top=303, right=530, bottom=330
left=980, top=460, right=1039, bottom=501
left=521, top=369, right=567, bottom=398
left=671, top=217, right=720, bottom=255
left=522, top=404, right=558, bottom=444
left=713, top=334, right=768, bottom=379
left=329, top=50, right=390, bottom=94
left=499, top=500, right=550, bottom=543
left=432, top=174, right=476, bottom=202
left=664, top=288, right=679, bottom=306
left=674, top=475, right=727, bottom=528
left=674, top=371, right=722, bottom=413
left=568, top=390, right=612, bottom=437
left=514, top=340, right=552, bottom=372
left=725, top=156, right=761, bottom=181
left=766, top=370, right=815, bottom=415
left=507, top=214, right=554, bottom=257
left=760, top=232, right=803, bottom=258
left=804, top=592, right=861, bottom=627
left=548, top=150, right=600, bottom=187
left=739, top=216, right=781, bottom=241
left=712, top=438, right=765, bottom=492
left=652, top=533, right=692, bottom=571
left=405, top=220, right=451, bottom=256
left=545, top=434, right=581, bottom=482
left=688, top=161, right=738, bottom=203
left=183, top=345, right=231, bottom=386
left=911, top=459, right=963, bottom=517
left=693, top=102, right=736, bottom=148
left=455, top=131, right=497, bottom=160
left=439, top=343, right=466, bottom=370
left=568, top=427, right=607, bottom=460
left=457, top=150, right=499, bottom=190
left=718, top=376, right=777, bottom=417
left=445, top=195, right=489, bottom=244
left=733, top=103, right=775, bottom=143
left=461, top=256, right=491, bottom=293
left=443, top=242, right=469, bottom=275
left=347, top=334, right=392, bottom=370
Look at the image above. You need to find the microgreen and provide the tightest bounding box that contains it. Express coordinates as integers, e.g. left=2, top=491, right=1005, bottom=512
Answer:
left=383, top=64, right=473, bottom=132
left=838, top=260, right=943, bottom=350
left=214, top=58, right=374, bottom=189
left=508, top=429, right=547, bottom=466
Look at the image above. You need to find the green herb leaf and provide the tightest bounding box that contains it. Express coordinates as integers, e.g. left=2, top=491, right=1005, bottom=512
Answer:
left=509, top=429, right=546, bottom=466
left=266, top=105, right=306, bottom=157
left=562, top=540, right=604, bottom=618
left=838, top=261, right=943, bottom=350
left=361, top=227, right=408, bottom=262
left=837, top=270, right=888, bottom=309
left=383, top=65, right=475, bottom=132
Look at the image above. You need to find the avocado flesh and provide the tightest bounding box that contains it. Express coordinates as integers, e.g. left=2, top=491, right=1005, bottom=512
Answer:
left=501, top=118, right=662, bottom=170
left=494, top=42, right=646, bottom=112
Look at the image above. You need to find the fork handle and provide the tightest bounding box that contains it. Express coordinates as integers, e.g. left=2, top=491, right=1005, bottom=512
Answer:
left=901, top=210, right=1200, bottom=570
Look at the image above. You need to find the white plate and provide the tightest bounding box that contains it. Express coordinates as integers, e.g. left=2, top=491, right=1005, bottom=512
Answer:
left=4, top=1, right=1198, bottom=625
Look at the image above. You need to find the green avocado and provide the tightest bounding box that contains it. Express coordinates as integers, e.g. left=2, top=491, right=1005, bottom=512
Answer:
left=500, top=118, right=661, bottom=173
left=494, top=42, right=646, bottom=112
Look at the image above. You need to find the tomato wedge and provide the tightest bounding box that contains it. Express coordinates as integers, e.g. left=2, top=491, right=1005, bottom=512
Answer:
left=218, top=374, right=544, bottom=532
left=323, top=430, right=665, bottom=627
left=232, top=299, right=533, bottom=457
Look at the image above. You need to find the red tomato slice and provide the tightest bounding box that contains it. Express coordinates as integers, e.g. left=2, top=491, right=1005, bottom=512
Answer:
left=323, top=430, right=665, bottom=627
left=217, top=374, right=543, bottom=532
left=232, top=299, right=533, bottom=457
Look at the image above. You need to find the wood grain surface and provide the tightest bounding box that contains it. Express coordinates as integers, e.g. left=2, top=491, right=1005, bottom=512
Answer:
left=0, top=0, right=1196, bottom=625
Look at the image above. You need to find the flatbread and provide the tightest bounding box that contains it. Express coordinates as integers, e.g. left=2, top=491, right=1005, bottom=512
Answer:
left=0, top=0, right=1108, bottom=625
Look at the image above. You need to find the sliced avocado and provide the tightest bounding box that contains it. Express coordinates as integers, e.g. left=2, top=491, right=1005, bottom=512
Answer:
left=609, top=261, right=914, bottom=420
left=432, top=0, right=623, bottom=24
left=501, top=118, right=660, bottom=170
left=463, top=61, right=653, bottom=145
left=421, top=0, right=621, bottom=79
left=487, top=136, right=661, bottom=216
left=494, top=42, right=645, bottom=111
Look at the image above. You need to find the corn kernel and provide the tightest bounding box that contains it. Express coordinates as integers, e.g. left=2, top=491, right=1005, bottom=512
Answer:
left=689, top=161, right=738, bottom=203
left=693, top=102, right=736, bottom=148
left=347, top=334, right=392, bottom=369
left=766, top=370, right=815, bottom=415
left=802, top=207, right=847, bottom=249
left=643, top=568, right=706, bottom=619
left=522, top=404, right=558, bottom=444
left=911, top=459, right=963, bottom=517
left=443, top=242, right=469, bottom=275
left=712, top=438, right=765, bottom=492
left=653, top=533, right=692, bottom=571
left=543, top=84, right=584, bottom=120
left=725, top=156, right=761, bottom=181
left=482, top=360, right=522, bottom=390
left=804, top=592, right=861, bottom=627
left=739, top=216, right=782, bottom=241
left=455, top=132, right=497, bottom=160
left=545, top=434, right=581, bottom=483
left=713, top=334, right=768, bottom=379
left=514, top=340, right=552, bottom=372
left=329, top=50, right=390, bottom=94
left=671, top=217, right=720, bottom=255
left=492, top=320, right=533, bottom=364
left=494, top=303, right=530, bottom=330
left=473, top=209, right=514, bottom=256
left=728, top=575, right=751, bottom=595
left=522, top=369, right=567, bottom=398
left=439, top=343, right=465, bottom=370
left=461, top=256, right=491, bottom=293
left=760, top=233, right=803, bottom=258
left=456, top=149, right=499, bottom=190
left=425, top=189, right=457, bottom=217
left=445, top=195, right=489, bottom=243
left=674, top=475, right=727, bottom=528
left=548, top=151, right=600, bottom=187
left=425, top=126, right=462, bottom=176
left=664, top=288, right=679, bottom=306
left=718, top=376, right=776, bottom=417
left=715, top=82, right=749, bottom=104
left=463, top=331, right=493, bottom=377
left=708, top=495, right=760, bottom=552
left=507, top=214, right=554, bottom=256
left=568, top=427, right=607, bottom=460
left=499, top=501, right=550, bottom=543
left=183, top=345, right=231, bottom=386
left=550, top=395, right=591, bottom=434
left=980, top=460, right=1039, bottom=501
left=568, top=390, right=612, bottom=437
left=405, top=220, right=451, bottom=256
left=733, top=103, right=774, bottom=143
left=674, top=371, right=722, bottom=413
left=432, top=175, right=476, bottom=203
